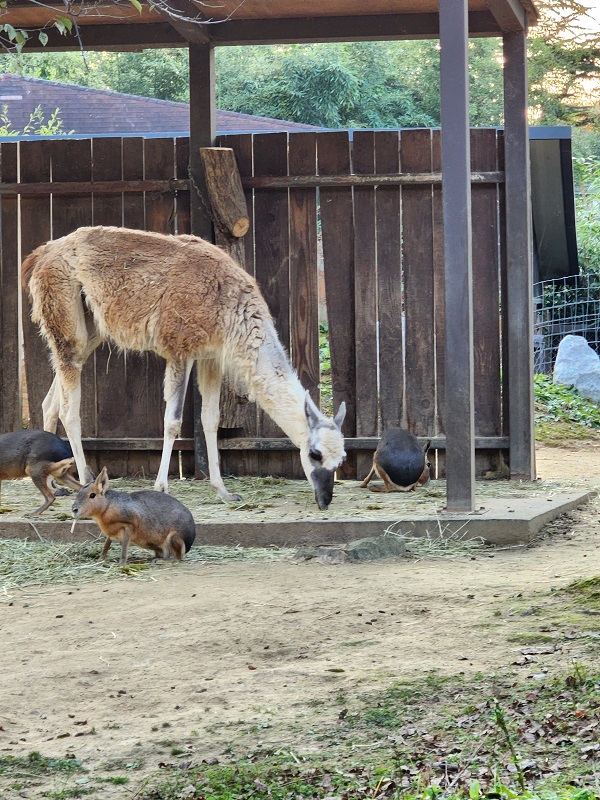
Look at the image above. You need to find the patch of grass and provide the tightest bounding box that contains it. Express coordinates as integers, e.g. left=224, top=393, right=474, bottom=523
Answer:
left=535, top=374, right=600, bottom=444
left=563, top=575, right=600, bottom=609
left=506, top=633, right=557, bottom=645
left=0, top=752, right=84, bottom=780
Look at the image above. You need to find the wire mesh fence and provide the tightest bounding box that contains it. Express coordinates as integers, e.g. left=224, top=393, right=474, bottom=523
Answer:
left=534, top=274, right=600, bottom=374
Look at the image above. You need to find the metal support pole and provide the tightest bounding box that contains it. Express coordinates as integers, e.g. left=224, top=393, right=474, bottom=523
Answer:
left=440, top=0, right=475, bottom=512
left=188, top=41, right=216, bottom=478
left=503, top=30, right=536, bottom=480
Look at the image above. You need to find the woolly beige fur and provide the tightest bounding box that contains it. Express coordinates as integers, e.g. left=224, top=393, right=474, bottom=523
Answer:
left=22, top=226, right=346, bottom=506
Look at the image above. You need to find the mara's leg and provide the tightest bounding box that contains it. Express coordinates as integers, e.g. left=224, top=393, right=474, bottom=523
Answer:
left=99, top=536, right=112, bottom=561
left=359, top=463, right=376, bottom=489
left=26, top=468, right=57, bottom=515
left=42, top=377, right=61, bottom=433
left=196, top=358, right=242, bottom=503
left=154, top=358, right=194, bottom=493
left=119, top=526, right=132, bottom=566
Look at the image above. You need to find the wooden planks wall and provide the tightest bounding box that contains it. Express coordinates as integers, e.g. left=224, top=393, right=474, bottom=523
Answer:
left=1, top=131, right=507, bottom=481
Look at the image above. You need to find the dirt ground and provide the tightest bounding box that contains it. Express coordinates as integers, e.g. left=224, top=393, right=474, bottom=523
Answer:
left=1, top=443, right=599, bottom=797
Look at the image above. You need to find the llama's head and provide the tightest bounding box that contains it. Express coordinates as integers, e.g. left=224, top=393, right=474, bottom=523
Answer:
left=301, top=393, right=346, bottom=510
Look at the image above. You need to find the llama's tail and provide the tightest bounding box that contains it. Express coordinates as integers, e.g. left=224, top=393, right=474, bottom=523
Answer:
left=21, top=243, right=47, bottom=296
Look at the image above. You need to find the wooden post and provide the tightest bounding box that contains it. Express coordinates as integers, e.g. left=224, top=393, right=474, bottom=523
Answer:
left=439, top=0, right=475, bottom=512
left=503, top=30, right=535, bottom=480
left=189, top=42, right=216, bottom=478
left=200, top=146, right=249, bottom=267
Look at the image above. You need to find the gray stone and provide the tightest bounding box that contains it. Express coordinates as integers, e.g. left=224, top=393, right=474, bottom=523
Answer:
left=294, top=534, right=406, bottom=564
left=553, top=334, right=600, bottom=403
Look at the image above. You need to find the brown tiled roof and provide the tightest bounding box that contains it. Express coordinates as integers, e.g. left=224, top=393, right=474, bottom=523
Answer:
left=0, top=73, right=321, bottom=136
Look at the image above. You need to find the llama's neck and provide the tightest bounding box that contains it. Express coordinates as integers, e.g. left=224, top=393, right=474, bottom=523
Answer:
left=244, top=325, right=309, bottom=449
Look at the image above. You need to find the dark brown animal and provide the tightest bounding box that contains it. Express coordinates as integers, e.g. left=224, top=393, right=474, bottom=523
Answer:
left=360, top=427, right=431, bottom=493
left=0, top=430, right=81, bottom=515
left=22, top=226, right=346, bottom=510
left=72, top=467, right=196, bottom=565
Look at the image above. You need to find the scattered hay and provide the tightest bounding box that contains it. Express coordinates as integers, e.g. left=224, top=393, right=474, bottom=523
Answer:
left=384, top=519, right=488, bottom=560
left=0, top=537, right=294, bottom=602
left=0, top=473, right=584, bottom=524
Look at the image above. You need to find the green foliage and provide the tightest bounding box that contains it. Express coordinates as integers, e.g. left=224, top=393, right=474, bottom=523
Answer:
left=0, top=104, right=73, bottom=136
left=534, top=374, right=600, bottom=429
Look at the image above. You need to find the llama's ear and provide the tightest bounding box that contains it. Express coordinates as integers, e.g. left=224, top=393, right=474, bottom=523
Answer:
left=333, top=401, right=346, bottom=430
left=96, top=466, right=110, bottom=495
left=304, top=391, right=321, bottom=429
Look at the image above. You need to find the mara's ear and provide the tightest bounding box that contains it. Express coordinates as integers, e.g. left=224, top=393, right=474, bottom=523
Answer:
left=333, top=401, right=346, bottom=430
left=96, top=466, right=110, bottom=495
left=304, top=391, right=322, bottom=429
left=84, top=466, right=96, bottom=485
left=423, top=439, right=431, bottom=455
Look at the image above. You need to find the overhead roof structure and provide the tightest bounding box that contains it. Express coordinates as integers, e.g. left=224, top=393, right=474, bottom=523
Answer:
left=2, top=1, right=538, bottom=49
left=0, top=0, right=539, bottom=513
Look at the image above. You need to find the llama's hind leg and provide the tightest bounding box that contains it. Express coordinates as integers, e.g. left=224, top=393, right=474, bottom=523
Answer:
left=42, top=377, right=61, bottom=433
left=56, top=368, right=88, bottom=485
left=155, top=358, right=194, bottom=493
left=196, top=358, right=242, bottom=503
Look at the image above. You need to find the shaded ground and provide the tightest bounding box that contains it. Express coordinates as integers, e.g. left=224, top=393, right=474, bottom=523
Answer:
left=0, top=444, right=599, bottom=798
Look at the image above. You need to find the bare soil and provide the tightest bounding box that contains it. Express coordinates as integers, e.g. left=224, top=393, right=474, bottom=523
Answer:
left=1, top=444, right=599, bottom=797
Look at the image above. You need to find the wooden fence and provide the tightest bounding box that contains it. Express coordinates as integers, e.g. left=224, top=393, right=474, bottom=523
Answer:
left=0, top=129, right=507, bottom=480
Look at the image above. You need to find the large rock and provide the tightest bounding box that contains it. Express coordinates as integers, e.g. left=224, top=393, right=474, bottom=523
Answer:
left=553, top=334, right=600, bottom=403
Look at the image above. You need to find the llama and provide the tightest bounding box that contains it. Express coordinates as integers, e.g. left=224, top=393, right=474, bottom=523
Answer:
left=22, top=226, right=346, bottom=510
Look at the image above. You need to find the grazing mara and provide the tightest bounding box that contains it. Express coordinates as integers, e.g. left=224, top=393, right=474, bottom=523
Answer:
left=22, top=226, right=346, bottom=510
left=72, top=467, right=196, bottom=565
left=360, top=427, right=431, bottom=493
left=0, top=429, right=81, bottom=515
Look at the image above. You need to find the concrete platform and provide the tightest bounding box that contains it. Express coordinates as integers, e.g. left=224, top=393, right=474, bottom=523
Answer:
left=0, top=490, right=592, bottom=549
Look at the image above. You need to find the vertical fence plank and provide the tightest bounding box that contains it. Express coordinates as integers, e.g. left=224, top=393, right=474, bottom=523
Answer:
left=50, top=139, right=96, bottom=441
left=353, top=130, right=378, bottom=479
left=0, top=143, right=20, bottom=433
left=289, top=132, right=319, bottom=403
left=20, top=141, right=52, bottom=431
left=217, top=133, right=259, bottom=479
left=318, top=131, right=356, bottom=478
left=91, top=137, right=129, bottom=476
left=401, top=129, right=436, bottom=438
left=432, top=131, right=446, bottom=478
left=175, top=137, right=191, bottom=236
left=253, top=133, right=299, bottom=477
left=471, top=129, right=503, bottom=476
left=144, top=137, right=177, bottom=235
left=498, top=130, right=510, bottom=445
left=375, top=130, right=403, bottom=431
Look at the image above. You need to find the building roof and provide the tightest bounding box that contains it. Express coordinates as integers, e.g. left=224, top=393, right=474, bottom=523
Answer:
left=0, top=73, right=321, bottom=137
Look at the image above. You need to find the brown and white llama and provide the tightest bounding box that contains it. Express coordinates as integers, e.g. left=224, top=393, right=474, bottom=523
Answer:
left=22, top=226, right=346, bottom=510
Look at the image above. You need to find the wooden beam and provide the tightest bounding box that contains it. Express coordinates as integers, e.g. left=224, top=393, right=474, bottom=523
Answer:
left=80, top=436, right=510, bottom=451
left=155, top=0, right=212, bottom=43
left=503, top=30, right=535, bottom=480
left=12, top=12, right=503, bottom=52
left=188, top=42, right=216, bottom=479
left=14, top=22, right=185, bottom=51
left=210, top=12, right=502, bottom=45
left=440, top=0, right=475, bottom=513
left=485, top=0, right=526, bottom=31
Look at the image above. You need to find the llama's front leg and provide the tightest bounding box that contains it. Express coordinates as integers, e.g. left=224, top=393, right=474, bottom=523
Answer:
left=196, top=358, right=242, bottom=503
left=155, top=358, right=194, bottom=493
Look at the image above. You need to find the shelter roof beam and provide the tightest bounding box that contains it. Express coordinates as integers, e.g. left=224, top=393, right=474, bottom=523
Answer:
left=156, top=0, right=212, bottom=44
left=485, top=0, right=527, bottom=31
